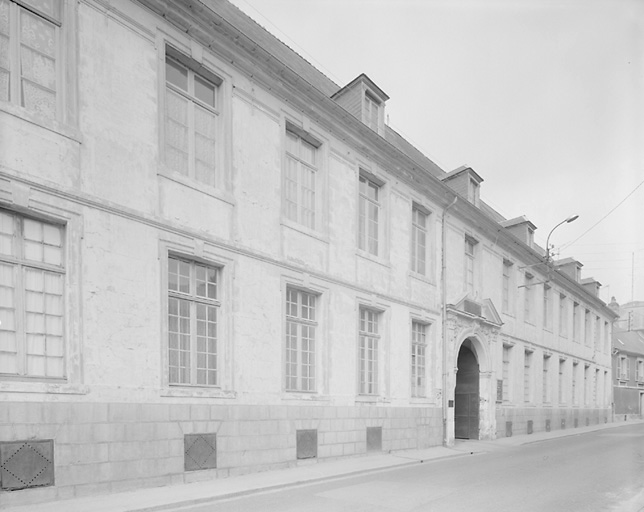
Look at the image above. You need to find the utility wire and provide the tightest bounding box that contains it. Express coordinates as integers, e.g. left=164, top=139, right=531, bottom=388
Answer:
left=560, top=179, right=644, bottom=251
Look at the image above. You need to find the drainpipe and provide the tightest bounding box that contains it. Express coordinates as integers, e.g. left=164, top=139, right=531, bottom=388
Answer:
left=442, top=196, right=458, bottom=446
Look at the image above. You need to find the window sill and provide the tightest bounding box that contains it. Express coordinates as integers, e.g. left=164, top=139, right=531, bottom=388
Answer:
left=281, top=219, right=329, bottom=244
left=0, top=380, right=89, bottom=395
left=355, top=395, right=390, bottom=404
left=356, top=250, right=390, bottom=269
left=0, top=103, right=83, bottom=144
left=158, top=169, right=235, bottom=206
left=161, top=387, right=237, bottom=399
left=410, top=397, right=434, bottom=405
left=282, top=393, right=330, bottom=402
left=408, top=271, right=435, bottom=286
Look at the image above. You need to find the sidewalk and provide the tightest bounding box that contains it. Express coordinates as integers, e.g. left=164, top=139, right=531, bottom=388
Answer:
left=4, top=419, right=643, bottom=512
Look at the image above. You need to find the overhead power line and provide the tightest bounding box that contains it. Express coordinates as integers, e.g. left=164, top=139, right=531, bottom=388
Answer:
left=561, top=179, right=644, bottom=251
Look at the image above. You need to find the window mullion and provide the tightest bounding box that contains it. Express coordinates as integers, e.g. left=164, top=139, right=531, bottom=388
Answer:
left=15, top=263, right=25, bottom=376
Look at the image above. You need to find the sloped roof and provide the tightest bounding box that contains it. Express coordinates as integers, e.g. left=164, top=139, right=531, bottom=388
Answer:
left=613, top=330, right=644, bottom=356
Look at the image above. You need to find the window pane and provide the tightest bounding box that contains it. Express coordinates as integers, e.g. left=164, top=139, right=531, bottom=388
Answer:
left=0, top=0, right=8, bottom=34
left=194, top=105, right=217, bottom=186
left=20, top=46, right=56, bottom=89
left=194, top=75, right=215, bottom=107
left=165, top=57, right=187, bottom=90
left=165, top=89, right=189, bottom=175
left=20, top=10, right=55, bottom=57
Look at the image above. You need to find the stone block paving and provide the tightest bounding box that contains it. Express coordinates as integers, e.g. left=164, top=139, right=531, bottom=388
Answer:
left=2, top=419, right=642, bottom=512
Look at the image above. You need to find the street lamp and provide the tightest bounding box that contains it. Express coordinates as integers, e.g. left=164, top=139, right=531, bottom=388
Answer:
left=545, top=214, right=579, bottom=265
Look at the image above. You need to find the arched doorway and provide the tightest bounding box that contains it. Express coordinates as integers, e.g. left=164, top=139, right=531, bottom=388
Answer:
left=455, top=341, right=480, bottom=439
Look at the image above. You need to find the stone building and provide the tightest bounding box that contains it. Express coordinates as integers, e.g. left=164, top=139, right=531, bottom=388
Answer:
left=0, top=0, right=617, bottom=506
left=611, top=300, right=644, bottom=419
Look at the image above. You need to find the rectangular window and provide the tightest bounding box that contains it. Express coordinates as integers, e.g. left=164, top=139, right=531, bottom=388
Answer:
left=0, top=211, right=65, bottom=379
left=0, top=0, right=62, bottom=120
left=594, top=368, right=599, bottom=404
left=637, top=360, right=644, bottom=383
left=524, top=351, right=532, bottom=402
left=584, top=310, right=591, bottom=346
left=543, top=285, right=551, bottom=329
left=618, top=356, right=629, bottom=381
left=572, top=302, right=579, bottom=342
left=359, top=307, right=379, bottom=395
left=411, top=321, right=427, bottom=397
left=584, top=365, right=589, bottom=405
left=524, top=274, right=533, bottom=324
left=168, top=257, right=219, bottom=386
left=358, top=174, right=381, bottom=256
left=559, top=294, right=567, bottom=337
left=411, top=206, right=428, bottom=276
left=502, top=260, right=512, bottom=314
left=363, top=92, right=379, bottom=131
left=543, top=355, right=550, bottom=403
left=284, top=125, right=320, bottom=229
left=604, top=321, right=609, bottom=353
left=572, top=362, right=579, bottom=405
left=558, top=359, right=565, bottom=403
left=594, top=316, right=600, bottom=351
left=464, top=236, right=476, bottom=293
left=165, top=48, right=221, bottom=187
left=285, top=288, right=317, bottom=392
left=502, top=345, right=511, bottom=402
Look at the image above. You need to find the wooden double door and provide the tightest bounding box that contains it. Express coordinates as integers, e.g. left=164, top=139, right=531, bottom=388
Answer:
left=455, top=345, right=479, bottom=440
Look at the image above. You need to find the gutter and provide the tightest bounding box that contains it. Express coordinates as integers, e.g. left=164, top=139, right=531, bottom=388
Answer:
left=442, top=196, right=458, bottom=446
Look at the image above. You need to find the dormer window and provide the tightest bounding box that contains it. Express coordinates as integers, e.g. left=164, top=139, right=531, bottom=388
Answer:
left=467, top=178, right=480, bottom=206
left=331, top=74, right=389, bottom=136
left=364, top=91, right=380, bottom=131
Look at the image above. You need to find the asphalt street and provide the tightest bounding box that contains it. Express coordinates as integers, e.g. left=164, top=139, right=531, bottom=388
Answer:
left=174, top=422, right=644, bottom=512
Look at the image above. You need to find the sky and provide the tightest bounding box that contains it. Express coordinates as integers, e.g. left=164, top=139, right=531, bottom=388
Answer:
left=228, top=0, right=644, bottom=305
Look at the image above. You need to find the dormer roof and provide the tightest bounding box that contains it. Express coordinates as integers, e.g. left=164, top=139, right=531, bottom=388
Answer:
left=500, top=215, right=537, bottom=231
left=331, top=73, right=389, bottom=103
left=440, top=165, right=483, bottom=184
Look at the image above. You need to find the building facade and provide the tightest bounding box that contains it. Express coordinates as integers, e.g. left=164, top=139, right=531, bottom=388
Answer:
left=612, top=300, right=644, bottom=420
left=0, top=0, right=617, bottom=506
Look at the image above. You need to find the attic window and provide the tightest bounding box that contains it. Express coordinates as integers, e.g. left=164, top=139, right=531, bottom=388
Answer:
left=467, top=178, right=479, bottom=206
left=364, top=91, right=380, bottom=131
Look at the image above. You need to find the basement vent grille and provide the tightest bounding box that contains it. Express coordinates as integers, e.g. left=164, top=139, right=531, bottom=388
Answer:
left=296, top=429, right=317, bottom=460
left=0, top=440, right=54, bottom=491
left=184, top=434, right=217, bottom=471
left=527, top=420, right=533, bottom=435
left=505, top=421, right=512, bottom=437
left=586, top=417, right=590, bottom=427
left=366, top=427, right=382, bottom=452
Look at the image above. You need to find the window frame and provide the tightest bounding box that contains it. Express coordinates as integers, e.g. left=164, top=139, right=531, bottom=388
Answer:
left=558, top=294, right=567, bottom=337
left=282, top=122, right=321, bottom=231
left=542, top=284, right=551, bottom=330
left=358, top=306, right=381, bottom=396
left=542, top=354, right=550, bottom=404
left=502, top=344, right=511, bottom=403
left=523, top=350, right=532, bottom=403
left=0, top=209, right=66, bottom=380
left=410, top=320, right=429, bottom=398
left=502, top=259, right=513, bottom=314
left=284, top=286, right=318, bottom=393
left=357, top=171, right=384, bottom=258
left=167, top=255, right=221, bottom=388
left=0, top=0, right=77, bottom=128
left=523, top=273, right=534, bottom=324
left=410, top=204, right=429, bottom=276
left=463, top=235, right=477, bottom=294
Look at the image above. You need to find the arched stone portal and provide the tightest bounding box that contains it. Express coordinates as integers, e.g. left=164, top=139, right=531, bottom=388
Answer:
left=454, top=340, right=480, bottom=439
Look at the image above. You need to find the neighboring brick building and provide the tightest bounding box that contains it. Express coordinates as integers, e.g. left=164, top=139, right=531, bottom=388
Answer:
left=612, top=300, right=644, bottom=420
left=0, top=0, right=617, bottom=506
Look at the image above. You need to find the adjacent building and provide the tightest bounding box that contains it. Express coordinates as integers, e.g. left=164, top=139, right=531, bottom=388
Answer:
left=612, top=300, right=644, bottom=419
left=0, top=0, right=617, bottom=506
